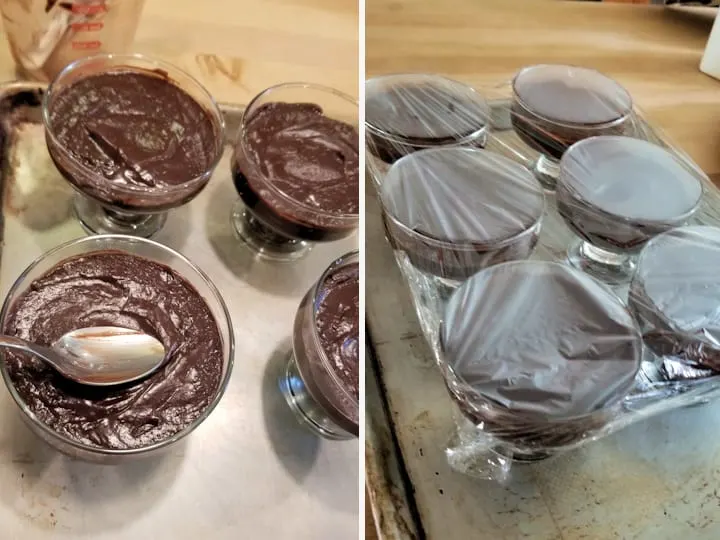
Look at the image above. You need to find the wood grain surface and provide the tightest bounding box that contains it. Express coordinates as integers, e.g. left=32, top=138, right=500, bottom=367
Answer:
left=0, top=0, right=359, bottom=102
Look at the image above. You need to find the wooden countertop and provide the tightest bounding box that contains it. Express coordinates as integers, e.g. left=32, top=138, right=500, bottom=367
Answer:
left=0, top=0, right=359, bottom=102
left=367, top=0, right=720, bottom=178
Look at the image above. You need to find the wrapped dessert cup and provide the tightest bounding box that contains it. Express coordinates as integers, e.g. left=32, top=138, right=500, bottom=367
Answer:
left=378, top=147, right=545, bottom=287
left=629, top=226, right=720, bottom=375
left=43, top=53, right=225, bottom=238
left=0, top=235, right=234, bottom=463
left=439, top=261, right=642, bottom=463
left=557, top=136, right=703, bottom=284
left=230, top=83, right=359, bottom=262
left=510, top=64, right=634, bottom=189
left=280, top=251, right=359, bottom=440
left=365, top=74, right=491, bottom=185
left=373, top=66, right=720, bottom=484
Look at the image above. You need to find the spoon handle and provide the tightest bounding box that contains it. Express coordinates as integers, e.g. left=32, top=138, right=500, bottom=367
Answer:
left=0, top=335, right=63, bottom=371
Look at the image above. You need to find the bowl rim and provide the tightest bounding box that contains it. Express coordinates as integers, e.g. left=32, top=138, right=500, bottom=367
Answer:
left=42, top=53, right=226, bottom=201
left=557, top=135, right=705, bottom=227
left=0, top=234, right=236, bottom=456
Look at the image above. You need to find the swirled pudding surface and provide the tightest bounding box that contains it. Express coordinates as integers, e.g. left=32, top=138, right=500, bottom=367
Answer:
left=2, top=251, right=224, bottom=450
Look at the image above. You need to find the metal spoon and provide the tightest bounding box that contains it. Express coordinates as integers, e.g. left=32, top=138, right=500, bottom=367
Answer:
left=0, top=327, right=166, bottom=386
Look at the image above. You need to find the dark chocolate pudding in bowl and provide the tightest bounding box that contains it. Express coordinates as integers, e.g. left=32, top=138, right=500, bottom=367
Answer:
left=364, top=74, right=491, bottom=182
left=511, top=64, right=633, bottom=189
left=231, top=83, right=359, bottom=262
left=629, top=226, right=720, bottom=371
left=439, top=261, right=642, bottom=460
left=0, top=235, right=234, bottom=462
left=43, top=53, right=225, bottom=238
left=379, top=147, right=545, bottom=283
left=280, top=251, right=359, bottom=439
left=557, top=136, right=703, bottom=285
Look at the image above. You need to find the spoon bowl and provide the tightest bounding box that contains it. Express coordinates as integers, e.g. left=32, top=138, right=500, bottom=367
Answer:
left=0, top=326, right=166, bottom=386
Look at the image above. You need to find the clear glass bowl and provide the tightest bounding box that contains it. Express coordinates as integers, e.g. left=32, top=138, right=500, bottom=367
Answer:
left=43, top=53, right=225, bottom=238
left=280, top=250, right=359, bottom=439
left=557, top=136, right=703, bottom=285
left=230, top=83, right=359, bottom=262
left=364, top=73, right=491, bottom=185
left=510, top=64, right=633, bottom=189
left=0, top=235, right=234, bottom=463
left=378, top=147, right=545, bottom=283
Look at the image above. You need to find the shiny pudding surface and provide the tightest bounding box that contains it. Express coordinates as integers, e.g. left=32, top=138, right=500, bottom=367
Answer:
left=50, top=71, right=216, bottom=187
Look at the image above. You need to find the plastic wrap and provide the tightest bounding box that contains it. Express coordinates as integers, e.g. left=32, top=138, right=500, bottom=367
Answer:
left=440, top=261, right=641, bottom=457
left=630, top=226, right=720, bottom=371
left=379, top=147, right=544, bottom=281
left=366, top=65, right=720, bottom=483
left=557, top=135, right=704, bottom=284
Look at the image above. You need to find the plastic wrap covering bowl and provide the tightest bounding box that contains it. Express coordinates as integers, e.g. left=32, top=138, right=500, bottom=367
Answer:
left=510, top=64, right=633, bottom=189
left=379, top=147, right=545, bottom=282
left=557, top=136, right=703, bottom=284
left=365, top=74, right=491, bottom=182
left=439, top=261, right=642, bottom=459
left=629, top=226, right=720, bottom=372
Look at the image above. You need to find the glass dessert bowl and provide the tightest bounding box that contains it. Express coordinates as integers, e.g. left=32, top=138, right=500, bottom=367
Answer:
left=231, top=83, right=359, bottom=262
left=0, top=235, right=234, bottom=463
left=364, top=74, right=491, bottom=183
left=43, top=53, right=225, bottom=238
left=379, top=147, right=545, bottom=284
left=280, top=251, right=359, bottom=440
left=557, top=136, right=704, bottom=285
left=439, top=261, right=642, bottom=461
left=629, top=226, right=720, bottom=372
left=511, top=64, right=633, bottom=189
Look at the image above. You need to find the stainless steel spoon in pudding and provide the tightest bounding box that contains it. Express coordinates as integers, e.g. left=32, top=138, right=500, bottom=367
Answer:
left=0, top=326, right=165, bottom=386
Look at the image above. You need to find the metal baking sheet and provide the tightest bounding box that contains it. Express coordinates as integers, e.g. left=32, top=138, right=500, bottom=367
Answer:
left=0, top=82, right=359, bottom=539
left=366, top=106, right=720, bottom=538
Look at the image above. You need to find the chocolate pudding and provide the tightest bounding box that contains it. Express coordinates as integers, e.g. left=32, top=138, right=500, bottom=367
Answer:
left=440, top=261, right=641, bottom=451
left=2, top=251, right=224, bottom=450
left=380, top=148, right=544, bottom=281
left=557, top=137, right=703, bottom=252
left=365, top=75, right=490, bottom=164
left=316, top=264, right=359, bottom=400
left=46, top=70, right=221, bottom=211
left=629, top=226, right=720, bottom=371
left=293, top=258, right=359, bottom=434
left=232, top=102, right=359, bottom=242
left=511, top=65, right=633, bottom=159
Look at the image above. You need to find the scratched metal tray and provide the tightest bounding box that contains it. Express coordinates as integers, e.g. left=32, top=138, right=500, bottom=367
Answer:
left=366, top=100, right=720, bottom=539
left=0, top=81, right=358, bottom=539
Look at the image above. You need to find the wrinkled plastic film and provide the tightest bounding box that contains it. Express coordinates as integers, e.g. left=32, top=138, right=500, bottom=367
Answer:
left=440, top=262, right=641, bottom=452
left=630, top=226, right=720, bottom=371
left=378, top=148, right=545, bottom=280
left=365, top=74, right=491, bottom=184
left=365, top=66, right=720, bottom=482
